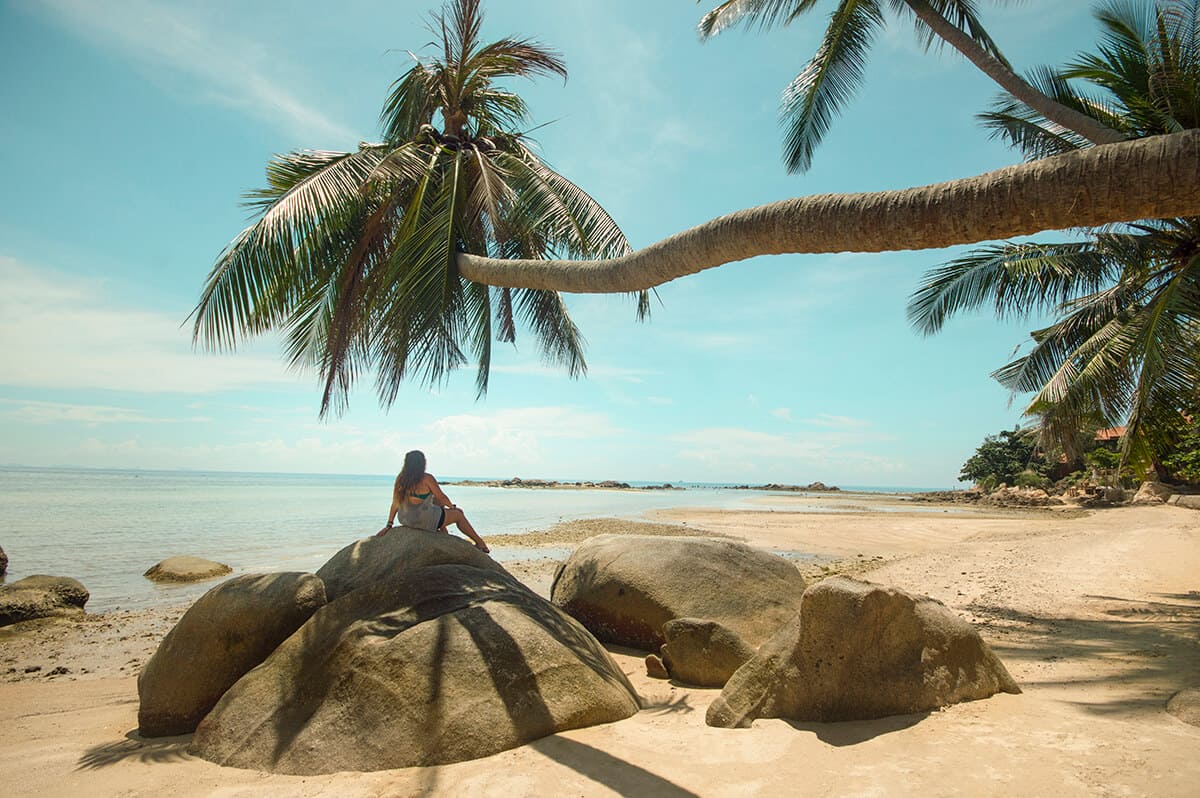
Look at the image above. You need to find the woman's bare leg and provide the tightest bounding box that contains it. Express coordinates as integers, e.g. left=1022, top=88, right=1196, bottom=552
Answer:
left=443, top=507, right=489, bottom=552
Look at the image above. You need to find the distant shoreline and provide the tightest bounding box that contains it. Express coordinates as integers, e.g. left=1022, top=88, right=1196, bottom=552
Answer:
left=444, top=477, right=847, bottom=493
left=442, top=477, right=684, bottom=491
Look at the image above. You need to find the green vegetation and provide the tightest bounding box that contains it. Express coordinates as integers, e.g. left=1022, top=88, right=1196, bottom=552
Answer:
left=191, top=0, right=645, bottom=414
left=1161, top=415, right=1200, bottom=483
left=958, top=428, right=1041, bottom=490
left=910, top=0, right=1200, bottom=472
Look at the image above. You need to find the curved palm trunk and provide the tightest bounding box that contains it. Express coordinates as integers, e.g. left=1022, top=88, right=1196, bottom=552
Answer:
left=458, top=129, right=1200, bottom=292
left=904, top=0, right=1125, bottom=146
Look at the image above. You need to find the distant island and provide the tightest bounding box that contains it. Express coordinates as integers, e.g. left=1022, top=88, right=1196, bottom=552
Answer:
left=443, top=477, right=684, bottom=491
left=729, top=482, right=841, bottom=492
left=443, top=478, right=841, bottom=492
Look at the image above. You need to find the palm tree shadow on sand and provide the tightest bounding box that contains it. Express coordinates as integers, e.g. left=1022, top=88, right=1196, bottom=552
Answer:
left=77, top=731, right=192, bottom=770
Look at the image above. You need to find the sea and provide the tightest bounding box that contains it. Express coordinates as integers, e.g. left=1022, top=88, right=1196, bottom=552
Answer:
left=0, top=467, right=937, bottom=612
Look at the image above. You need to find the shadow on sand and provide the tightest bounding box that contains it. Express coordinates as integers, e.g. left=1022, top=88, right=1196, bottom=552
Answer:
left=967, top=590, right=1200, bottom=716
left=77, top=730, right=192, bottom=770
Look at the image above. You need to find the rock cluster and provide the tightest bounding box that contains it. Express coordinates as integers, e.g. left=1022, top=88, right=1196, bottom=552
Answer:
left=707, top=577, right=1021, bottom=726
left=0, top=575, right=89, bottom=627
left=448, top=477, right=680, bottom=490
left=192, top=564, right=638, bottom=773
left=551, top=534, right=807, bottom=651
left=137, top=526, right=639, bottom=774
left=552, top=538, right=1020, bottom=723
left=731, top=482, right=840, bottom=492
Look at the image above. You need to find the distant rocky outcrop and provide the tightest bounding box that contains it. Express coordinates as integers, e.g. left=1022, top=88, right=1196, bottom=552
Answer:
left=909, top=487, right=1067, bottom=508
left=446, top=477, right=682, bottom=491
left=551, top=534, right=807, bottom=651
left=730, top=482, right=840, bottom=492
left=707, top=577, right=1020, bottom=727
left=0, top=544, right=7, bottom=577
left=190, top=564, right=639, bottom=774
left=317, top=525, right=506, bottom=602
left=144, top=556, right=232, bottom=583
left=0, top=575, right=89, bottom=627
left=138, top=572, right=327, bottom=737
left=660, top=618, right=755, bottom=687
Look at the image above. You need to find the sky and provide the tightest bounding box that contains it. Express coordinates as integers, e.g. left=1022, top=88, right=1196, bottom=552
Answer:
left=0, top=0, right=1106, bottom=488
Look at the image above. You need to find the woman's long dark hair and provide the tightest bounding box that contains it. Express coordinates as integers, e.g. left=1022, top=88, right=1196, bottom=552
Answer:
left=394, top=450, right=427, bottom=503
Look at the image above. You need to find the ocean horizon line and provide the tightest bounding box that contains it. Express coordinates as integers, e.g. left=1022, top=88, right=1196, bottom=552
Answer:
left=0, top=463, right=955, bottom=493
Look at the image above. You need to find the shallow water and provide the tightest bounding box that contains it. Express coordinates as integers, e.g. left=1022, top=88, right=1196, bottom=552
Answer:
left=0, top=467, right=918, bottom=611
left=0, top=468, right=747, bottom=611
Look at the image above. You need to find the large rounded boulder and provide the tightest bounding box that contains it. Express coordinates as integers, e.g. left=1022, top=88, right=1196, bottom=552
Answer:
left=707, top=577, right=1021, bottom=727
left=0, top=575, right=89, bottom=627
left=190, top=564, right=639, bottom=774
left=317, top=525, right=505, bottom=601
left=138, top=572, right=327, bottom=737
left=551, top=534, right=807, bottom=651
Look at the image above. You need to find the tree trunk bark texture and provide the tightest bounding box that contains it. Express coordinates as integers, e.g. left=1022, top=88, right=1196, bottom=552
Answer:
left=457, top=130, right=1200, bottom=293
left=903, top=0, right=1126, bottom=146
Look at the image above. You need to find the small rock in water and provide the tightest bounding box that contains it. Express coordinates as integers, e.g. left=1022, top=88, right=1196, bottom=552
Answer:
left=144, top=556, right=233, bottom=583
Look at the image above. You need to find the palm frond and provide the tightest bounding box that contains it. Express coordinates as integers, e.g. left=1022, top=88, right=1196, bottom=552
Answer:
left=513, top=287, right=587, bottom=378
left=907, top=241, right=1114, bottom=335
left=698, top=0, right=822, bottom=38
left=779, top=0, right=885, bottom=173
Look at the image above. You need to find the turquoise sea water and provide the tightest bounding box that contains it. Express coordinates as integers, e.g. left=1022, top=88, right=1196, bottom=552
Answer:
left=0, top=467, right=933, bottom=612
left=0, top=468, right=748, bottom=611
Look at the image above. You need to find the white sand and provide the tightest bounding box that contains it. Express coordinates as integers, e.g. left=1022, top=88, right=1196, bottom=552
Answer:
left=1, top=497, right=1197, bottom=796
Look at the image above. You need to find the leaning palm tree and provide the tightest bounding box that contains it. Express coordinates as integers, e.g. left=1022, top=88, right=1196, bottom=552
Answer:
left=697, top=0, right=1125, bottom=172
left=191, top=0, right=642, bottom=414
left=907, top=0, right=1200, bottom=467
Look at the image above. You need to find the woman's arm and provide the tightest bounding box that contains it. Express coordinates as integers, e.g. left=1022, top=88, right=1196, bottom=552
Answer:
left=377, top=497, right=400, bottom=536
left=428, top=475, right=455, bottom=509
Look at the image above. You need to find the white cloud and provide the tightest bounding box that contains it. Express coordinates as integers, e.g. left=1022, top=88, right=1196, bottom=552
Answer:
left=490, top=362, right=652, bottom=383
left=0, top=256, right=305, bottom=394
left=802, top=413, right=873, bottom=430
left=670, top=424, right=902, bottom=483
left=30, top=0, right=357, bottom=144
left=771, top=407, right=793, bottom=421
left=0, top=398, right=195, bottom=425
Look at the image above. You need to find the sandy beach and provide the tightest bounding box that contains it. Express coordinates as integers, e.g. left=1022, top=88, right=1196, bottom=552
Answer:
left=2, top=494, right=1197, bottom=796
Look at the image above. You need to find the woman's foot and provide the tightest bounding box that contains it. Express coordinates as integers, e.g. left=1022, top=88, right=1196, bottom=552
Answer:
left=475, top=542, right=490, bottom=554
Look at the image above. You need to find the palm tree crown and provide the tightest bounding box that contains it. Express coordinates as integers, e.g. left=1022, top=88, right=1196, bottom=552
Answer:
left=908, top=0, right=1200, bottom=468
left=191, top=0, right=642, bottom=415
left=697, top=0, right=1125, bottom=173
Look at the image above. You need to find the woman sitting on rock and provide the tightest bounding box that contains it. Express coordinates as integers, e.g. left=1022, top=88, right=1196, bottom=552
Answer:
left=378, top=450, right=490, bottom=553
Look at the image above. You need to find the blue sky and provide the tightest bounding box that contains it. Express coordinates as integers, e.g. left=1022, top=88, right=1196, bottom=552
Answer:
left=0, top=0, right=1103, bottom=487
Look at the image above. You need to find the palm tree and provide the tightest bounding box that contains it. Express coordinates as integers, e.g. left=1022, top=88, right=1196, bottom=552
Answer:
left=191, top=0, right=643, bottom=415
left=907, top=0, right=1200, bottom=467
left=696, top=0, right=1125, bottom=173
left=456, top=129, right=1200, bottom=291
